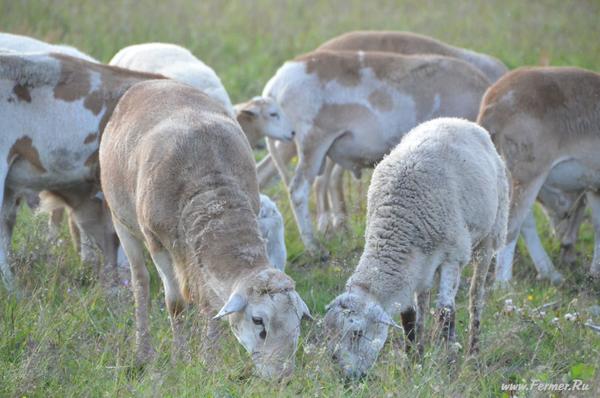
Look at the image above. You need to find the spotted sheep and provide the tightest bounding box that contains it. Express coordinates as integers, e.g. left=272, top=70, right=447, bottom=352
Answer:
left=0, top=33, right=132, bottom=282
left=478, top=66, right=600, bottom=282
left=253, top=49, right=491, bottom=251
left=99, top=79, right=311, bottom=379
left=252, top=30, right=509, bottom=233
left=0, top=51, right=162, bottom=291
left=324, top=118, right=509, bottom=379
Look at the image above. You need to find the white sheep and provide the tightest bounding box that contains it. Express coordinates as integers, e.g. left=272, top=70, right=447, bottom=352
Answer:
left=324, top=118, right=509, bottom=378
left=259, top=194, right=287, bottom=271
left=109, top=42, right=235, bottom=117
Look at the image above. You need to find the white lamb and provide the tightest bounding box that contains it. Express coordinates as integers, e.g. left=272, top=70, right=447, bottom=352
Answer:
left=324, top=118, right=509, bottom=379
left=109, top=42, right=234, bottom=117
left=258, top=194, right=287, bottom=271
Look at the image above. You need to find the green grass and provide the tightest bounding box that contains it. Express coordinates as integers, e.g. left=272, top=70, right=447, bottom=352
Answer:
left=1, top=0, right=600, bottom=396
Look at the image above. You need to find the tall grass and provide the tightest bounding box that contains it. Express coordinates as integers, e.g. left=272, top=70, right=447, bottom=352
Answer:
left=1, top=0, right=599, bottom=396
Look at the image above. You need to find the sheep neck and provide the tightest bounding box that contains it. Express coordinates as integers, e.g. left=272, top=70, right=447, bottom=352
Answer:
left=180, top=187, right=270, bottom=301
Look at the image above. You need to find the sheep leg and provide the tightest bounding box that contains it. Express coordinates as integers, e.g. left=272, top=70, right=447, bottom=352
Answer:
left=148, top=248, right=190, bottom=361
left=400, top=307, right=417, bottom=352
left=113, top=220, right=155, bottom=364
left=290, top=130, right=340, bottom=252
left=315, top=159, right=333, bottom=234
left=495, top=172, right=549, bottom=284
left=266, top=138, right=295, bottom=187
left=416, top=291, right=430, bottom=354
left=71, top=198, right=118, bottom=287
left=495, top=238, right=517, bottom=283
left=329, top=163, right=348, bottom=230
left=436, top=261, right=460, bottom=343
left=520, top=209, right=563, bottom=283
left=48, top=207, right=65, bottom=242
left=468, top=239, right=494, bottom=355
left=67, top=210, right=81, bottom=254
left=558, top=197, right=586, bottom=266
left=587, top=191, right=600, bottom=277
left=257, top=140, right=298, bottom=189
left=0, top=185, right=18, bottom=293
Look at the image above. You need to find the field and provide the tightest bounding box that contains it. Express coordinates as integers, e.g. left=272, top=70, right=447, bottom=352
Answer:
left=1, top=0, right=600, bottom=396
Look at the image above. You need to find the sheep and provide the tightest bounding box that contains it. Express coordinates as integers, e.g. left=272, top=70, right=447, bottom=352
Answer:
left=99, top=79, right=311, bottom=379
left=0, top=33, right=121, bottom=275
left=0, top=51, right=161, bottom=292
left=259, top=50, right=491, bottom=252
left=253, top=30, right=509, bottom=231
left=323, top=118, right=509, bottom=379
left=109, top=42, right=235, bottom=117
left=251, top=31, right=508, bottom=232
left=478, top=66, right=600, bottom=281
left=259, top=194, right=287, bottom=271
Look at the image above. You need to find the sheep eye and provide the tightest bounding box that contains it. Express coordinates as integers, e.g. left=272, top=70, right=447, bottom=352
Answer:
left=259, top=330, right=267, bottom=339
left=269, top=112, right=279, bottom=118
left=252, top=316, right=263, bottom=325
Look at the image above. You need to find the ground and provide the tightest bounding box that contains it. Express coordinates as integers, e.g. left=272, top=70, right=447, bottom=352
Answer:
left=0, top=0, right=599, bottom=397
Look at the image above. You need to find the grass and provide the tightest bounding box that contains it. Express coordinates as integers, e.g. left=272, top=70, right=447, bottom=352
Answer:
left=1, top=0, right=600, bottom=396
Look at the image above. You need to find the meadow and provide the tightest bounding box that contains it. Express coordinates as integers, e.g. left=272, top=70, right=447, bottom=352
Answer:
left=1, top=0, right=600, bottom=396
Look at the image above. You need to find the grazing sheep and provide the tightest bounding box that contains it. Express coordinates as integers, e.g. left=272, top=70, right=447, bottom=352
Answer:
left=0, top=51, right=160, bottom=292
left=259, top=194, right=287, bottom=271
left=109, top=42, right=234, bottom=117
left=260, top=50, right=491, bottom=251
left=100, top=79, right=311, bottom=379
left=324, top=118, right=509, bottom=379
left=478, top=67, right=600, bottom=281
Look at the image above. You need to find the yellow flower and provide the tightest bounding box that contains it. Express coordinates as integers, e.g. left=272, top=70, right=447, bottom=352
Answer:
left=527, top=295, right=534, bottom=301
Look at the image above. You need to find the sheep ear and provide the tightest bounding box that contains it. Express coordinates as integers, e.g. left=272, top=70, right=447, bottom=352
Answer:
left=377, top=312, right=403, bottom=330
left=293, top=292, right=313, bottom=321
left=213, top=293, right=247, bottom=319
left=300, top=299, right=314, bottom=322
left=240, top=109, right=258, bottom=117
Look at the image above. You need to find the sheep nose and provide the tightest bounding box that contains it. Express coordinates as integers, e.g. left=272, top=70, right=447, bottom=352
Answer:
left=291, top=131, right=296, bottom=137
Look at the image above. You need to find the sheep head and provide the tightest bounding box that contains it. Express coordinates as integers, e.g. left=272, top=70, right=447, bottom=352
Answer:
left=214, top=267, right=311, bottom=379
